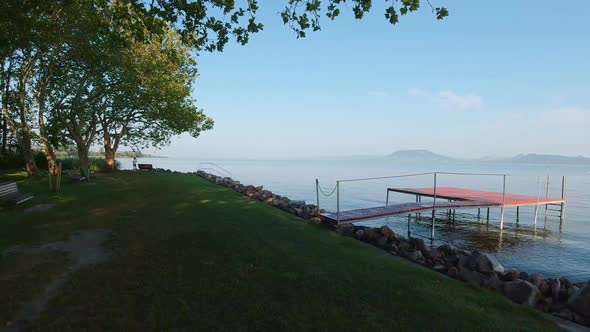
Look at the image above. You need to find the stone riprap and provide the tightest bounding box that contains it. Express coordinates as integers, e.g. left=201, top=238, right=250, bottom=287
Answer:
left=193, top=169, right=590, bottom=328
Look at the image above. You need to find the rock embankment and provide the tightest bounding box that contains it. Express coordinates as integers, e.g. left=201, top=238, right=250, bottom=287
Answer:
left=335, top=223, right=590, bottom=327
left=196, top=170, right=323, bottom=220
left=194, top=170, right=589, bottom=328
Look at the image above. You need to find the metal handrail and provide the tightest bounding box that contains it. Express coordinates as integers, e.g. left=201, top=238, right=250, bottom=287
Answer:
left=198, top=162, right=233, bottom=178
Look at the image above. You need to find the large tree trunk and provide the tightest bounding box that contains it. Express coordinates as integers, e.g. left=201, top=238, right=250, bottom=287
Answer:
left=20, top=130, right=40, bottom=176
left=77, top=144, right=90, bottom=177
left=43, top=142, right=57, bottom=175
left=1, top=117, right=6, bottom=154
left=104, top=145, right=115, bottom=171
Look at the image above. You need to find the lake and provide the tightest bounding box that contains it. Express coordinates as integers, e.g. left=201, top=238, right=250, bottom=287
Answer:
left=119, top=157, right=590, bottom=281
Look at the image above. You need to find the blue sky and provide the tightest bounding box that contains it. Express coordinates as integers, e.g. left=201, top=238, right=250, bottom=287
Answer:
left=156, top=0, right=589, bottom=159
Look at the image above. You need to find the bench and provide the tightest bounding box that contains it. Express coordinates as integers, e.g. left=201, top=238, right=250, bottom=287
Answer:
left=138, top=164, right=153, bottom=171
left=0, top=182, right=34, bottom=205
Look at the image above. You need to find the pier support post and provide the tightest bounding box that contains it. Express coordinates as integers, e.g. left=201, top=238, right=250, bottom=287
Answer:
left=534, top=176, right=541, bottom=229
left=534, top=204, right=539, bottom=227
left=336, top=181, right=340, bottom=225
left=477, top=208, right=481, bottom=220
left=385, top=189, right=390, bottom=206
left=315, top=179, right=320, bottom=214
left=500, top=175, right=506, bottom=230
left=544, top=176, right=550, bottom=221
left=516, top=206, right=520, bottom=225
left=407, top=214, right=411, bottom=237
left=560, top=176, right=567, bottom=223
left=431, top=173, right=437, bottom=239
left=486, top=208, right=490, bottom=225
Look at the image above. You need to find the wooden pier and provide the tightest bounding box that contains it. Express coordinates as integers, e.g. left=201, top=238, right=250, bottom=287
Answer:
left=317, top=172, right=567, bottom=239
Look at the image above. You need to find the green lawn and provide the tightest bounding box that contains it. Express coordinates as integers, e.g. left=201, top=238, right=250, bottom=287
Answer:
left=0, top=171, right=556, bottom=331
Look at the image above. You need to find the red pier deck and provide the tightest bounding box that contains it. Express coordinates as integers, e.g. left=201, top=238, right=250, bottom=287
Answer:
left=322, top=186, right=565, bottom=223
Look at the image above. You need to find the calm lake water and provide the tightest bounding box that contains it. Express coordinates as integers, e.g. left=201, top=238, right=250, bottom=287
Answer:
left=120, top=157, right=590, bottom=281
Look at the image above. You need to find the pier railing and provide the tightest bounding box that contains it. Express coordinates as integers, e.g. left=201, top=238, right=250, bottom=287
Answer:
left=198, top=162, right=233, bottom=179
left=316, top=172, right=567, bottom=239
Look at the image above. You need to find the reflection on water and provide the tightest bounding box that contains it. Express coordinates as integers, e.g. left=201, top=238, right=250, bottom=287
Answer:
left=119, top=157, right=590, bottom=281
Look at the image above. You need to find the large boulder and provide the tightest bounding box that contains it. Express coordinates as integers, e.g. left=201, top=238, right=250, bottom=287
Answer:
left=354, top=229, right=365, bottom=240
left=528, top=272, right=543, bottom=288
left=409, top=237, right=427, bottom=252
left=405, top=250, right=423, bottom=262
left=458, top=268, right=484, bottom=285
left=568, top=282, right=590, bottom=318
left=379, top=226, right=396, bottom=239
left=437, top=244, right=458, bottom=255
left=376, top=235, right=389, bottom=249
left=474, top=253, right=505, bottom=274
left=550, top=278, right=561, bottom=301
left=482, top=274, right=504, bottom=293
left=503, top=280, right=541, bottom=306
left=362, top=228, right=380, bottom=244
left=335, top=224, right=355, bottom=237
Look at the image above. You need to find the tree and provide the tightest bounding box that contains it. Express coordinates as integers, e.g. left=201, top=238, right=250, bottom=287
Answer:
left=1, top=0, right=447, bottom=176
left=99, top=26, right=213, bottom=171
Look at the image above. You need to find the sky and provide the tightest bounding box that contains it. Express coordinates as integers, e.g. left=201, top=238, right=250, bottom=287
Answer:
left=151, top=0, right=590, bottom=159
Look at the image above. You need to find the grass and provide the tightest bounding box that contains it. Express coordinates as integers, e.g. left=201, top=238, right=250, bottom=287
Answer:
left=0, top=171, right=556, bottom=331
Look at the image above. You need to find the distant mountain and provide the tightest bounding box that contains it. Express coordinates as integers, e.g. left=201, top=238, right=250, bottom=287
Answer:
left=506, top=154, right=590, bottom=164
left=385, top=150, right=590, bottom=165
left=387, top=150, right=457, bottom=162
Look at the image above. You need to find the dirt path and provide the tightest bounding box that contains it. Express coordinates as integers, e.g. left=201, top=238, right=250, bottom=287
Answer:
left=1, top=229, right=112, bottom=331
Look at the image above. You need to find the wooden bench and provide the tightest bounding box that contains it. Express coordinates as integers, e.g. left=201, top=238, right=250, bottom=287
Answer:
left=0, top=182, right=34, bottom=205
left=138, top=164, right=153, bottom=171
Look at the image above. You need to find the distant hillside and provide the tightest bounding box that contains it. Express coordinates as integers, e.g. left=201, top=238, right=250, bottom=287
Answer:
left=387, top=150, right=456, bottom=162
left=507, top=154, right=590, bottom=164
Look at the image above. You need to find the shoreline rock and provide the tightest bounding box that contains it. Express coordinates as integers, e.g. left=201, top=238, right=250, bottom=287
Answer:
left=192, top=169, right=588, bottom=328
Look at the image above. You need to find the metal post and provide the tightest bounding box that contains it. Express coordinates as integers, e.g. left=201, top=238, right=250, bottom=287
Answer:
left=336, top=181, right=340, bottom=225
left=560, top=176, right=567, bottom=223
left=407, top=214, right=411, bottom=237
left=386, top=189, right=390, bottom=206
left=486, top=208, right=490, bottom=225
left=534, top=176, right=540, bottom=228
left=516, top=206, right=520, bottom=225
left=417, top=195, right=421, bottom=219
left=477, top=208, right=481, bottom=219
left=544, top=175, right=550, bottom=220
left=315, top=179, right=320, bottom=214
left=431, top=172, right=437, bottom=239
left=500, top=175, right=506, bottom=229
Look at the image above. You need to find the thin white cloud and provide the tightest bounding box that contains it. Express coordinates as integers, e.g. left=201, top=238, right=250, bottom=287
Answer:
left=408, top=88, right=482, bottom=110
left=367, top=90, right=388, bottom=97
left=407, top=88, right=428, bottom=97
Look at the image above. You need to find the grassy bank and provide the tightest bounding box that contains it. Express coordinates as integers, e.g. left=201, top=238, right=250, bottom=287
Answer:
left=0, top=171, right=556, bottom=331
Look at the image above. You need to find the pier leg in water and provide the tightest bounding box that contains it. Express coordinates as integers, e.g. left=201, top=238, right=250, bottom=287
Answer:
left=516, top=206, right=520, bottom=225
left=407, top=214, right=411, bottom=238
left=477, top=208, right=481, bottom=220
left=452, top=209, right=456, bottom=226
left=486, top=208, right=490, bottom=226
left=534, top=203, right=539, bottom=229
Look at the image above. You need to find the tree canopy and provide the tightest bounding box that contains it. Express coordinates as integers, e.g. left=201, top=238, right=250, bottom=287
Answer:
left=1, top=0, right=448, bottom=176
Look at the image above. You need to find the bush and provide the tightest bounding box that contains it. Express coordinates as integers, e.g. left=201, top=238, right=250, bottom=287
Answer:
left=0, top=149, right=120, bottom=172
left=59, top=157, right=120, bottom=172
left=0, top=150, right=26, bottom=170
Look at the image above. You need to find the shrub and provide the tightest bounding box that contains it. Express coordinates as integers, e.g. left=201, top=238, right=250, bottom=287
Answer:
left=59, top=157, right=120, bottom=172
left=0, top=150, right=120, bottom=172
left=0, top=150, right=26, bottom=170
